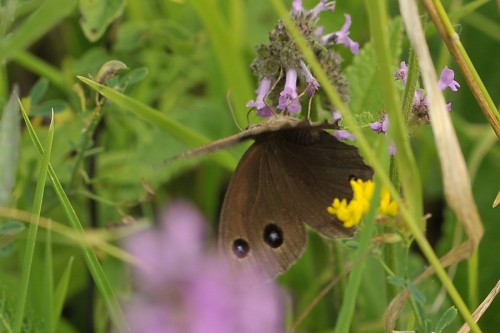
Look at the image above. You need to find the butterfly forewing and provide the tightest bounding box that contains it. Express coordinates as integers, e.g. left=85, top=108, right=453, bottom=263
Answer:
left=273, top=129, right=374, bottom=239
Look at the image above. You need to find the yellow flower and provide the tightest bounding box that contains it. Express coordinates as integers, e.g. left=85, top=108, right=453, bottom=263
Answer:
left=379, top=187, right=398, bottom=217
left=351, top=179, right=375, bottom=213
left=327, top=179, right=398, bottom=228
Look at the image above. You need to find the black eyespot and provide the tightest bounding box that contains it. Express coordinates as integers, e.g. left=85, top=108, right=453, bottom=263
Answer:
left=232, top=239, right=250, bottom=259
left=263, top=224, right=283, bottom=248
left=348, top=175, right=357, bottom=181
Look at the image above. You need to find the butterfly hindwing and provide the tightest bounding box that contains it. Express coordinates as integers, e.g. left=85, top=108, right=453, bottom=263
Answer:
left=219, top=139, right=307, bottom=278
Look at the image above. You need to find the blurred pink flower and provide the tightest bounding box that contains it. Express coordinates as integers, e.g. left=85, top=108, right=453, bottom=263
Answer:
left=124, top=201, right=284, bottom=333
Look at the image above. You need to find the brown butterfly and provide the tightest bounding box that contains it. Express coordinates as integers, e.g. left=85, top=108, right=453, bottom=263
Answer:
left=173, top=114, right=373, bottom=278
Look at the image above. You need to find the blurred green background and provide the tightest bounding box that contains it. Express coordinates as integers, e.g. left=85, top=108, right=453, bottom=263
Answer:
left=0, top=0, right=498, bottom=332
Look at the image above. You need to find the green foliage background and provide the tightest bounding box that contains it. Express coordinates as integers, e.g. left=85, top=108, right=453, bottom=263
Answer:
left=0, top=0, right=498, bottom=332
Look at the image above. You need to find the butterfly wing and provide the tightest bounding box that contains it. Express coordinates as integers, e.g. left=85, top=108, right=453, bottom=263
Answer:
left=219, top=140, right=307, bottom=278
left=272, top=129, right=374, bottom=238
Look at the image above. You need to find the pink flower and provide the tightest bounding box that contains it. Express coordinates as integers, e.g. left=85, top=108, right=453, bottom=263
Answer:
left=247, top=77, right=273, bottom=117
left=300, top=61, right=320, bottom=96
left=395, top=61, right=408, bottom=85
left=438, top=66, right=460, bottom=91
left=311, top=0, right=335, bottom=17
left=322, top=14, right=359, bottom=54
left=124, top=201, right=284, bottom=333
left=369, top=113, right=389, bottom=134
left=277, top=68, right=301, bottom=113
left=292, top=0, right=303, bottom=13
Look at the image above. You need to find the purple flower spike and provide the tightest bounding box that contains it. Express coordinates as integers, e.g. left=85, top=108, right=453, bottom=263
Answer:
left=369, top=113, right=389, bottom=134
left=300, top=61, right=320, bottom=96
left=311, top=0, right=335, bottom=17
left=395, top=61, right=408, bottom=85
left=292, top=0, right=303, bottom=13
left=331, top=14, right=359, bottom=54
left=438, top=67, right=460, bottom=91
left=124, top=201, right=285, bottom=333
left=333, top=130, right=355, bottom=141
left=277, top=68, right=301, bottom=113
left=247, top=77, right=273, bottom=117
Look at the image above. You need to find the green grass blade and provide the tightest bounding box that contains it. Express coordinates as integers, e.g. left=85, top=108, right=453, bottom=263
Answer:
left=52, top=257, right=75, bottom=332
left=0, top=85, right=21, bottom=207
left=77, top=75, right=237, bottom=170
left=43, top=218, right=54, bottom=333
left=18, top=102, right=128, bottom=332
left=13, top=111, right=54, bottom=333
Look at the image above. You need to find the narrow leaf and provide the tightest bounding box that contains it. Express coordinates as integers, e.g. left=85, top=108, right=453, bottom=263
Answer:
left=13, top=111, right=54, bottom=333
left=435, top=306, right=457, bottom=333
left=52, top=257, right=75, bottom=332
left=0, top=85, right=21, bottom=207
left=19, top=101, right=128, bottom=332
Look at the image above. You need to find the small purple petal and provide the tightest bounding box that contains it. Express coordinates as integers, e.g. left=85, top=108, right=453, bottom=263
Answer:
left=446, top=102, right=452, bottom=112
left=369, top=121, right=383, bottom=133
left=395, top=61, right=408, bottom=85
left=438, top=67, right=460, bottom=91
left=292, top=0, right=303, bottom=13
left=246, top=77, right=273, bottom=117
left=332, top=110, right=342, bottom=121
left=300, top=61, right=320, bottom=96
left=311, top=0, right=335, bottom=16
left=314, top=26, right=325, bottom=36
left=413, top=89, right=427, bottom=109
left=333, top=130, right=355, bottom=141
left=369, top=113, right=389, bottom=134
left=277, top=68, right=301, bottom=113
left=327, top=14, right=359, bottom=54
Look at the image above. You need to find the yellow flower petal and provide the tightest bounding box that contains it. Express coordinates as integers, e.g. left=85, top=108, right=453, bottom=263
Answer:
left=379, top=187, right=398, bottom=217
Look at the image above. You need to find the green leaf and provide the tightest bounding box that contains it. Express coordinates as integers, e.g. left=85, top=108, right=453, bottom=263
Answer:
left=0, top=242, right=16, bottom=258
left=29, top=78, right=49, bottom=105
left=435, top=306, right=458, bottom=333
left=386, top=275, right=406, bottom=287
left=30, top=100, right=69, bottom=116
left=0, top=220, right=25, bottom=235
left=0, top=86, right=21, bottom=207
left=345, top=17, right=404, bottom=116
left=120, top=67, right=149, bottom=86
left=0, top=221, right=24, bottom=258
left=0, top=0, right=77, bottom=62
left=408, top=281, right=426, bottom=306
left=79, top=0, right=126, bottom=42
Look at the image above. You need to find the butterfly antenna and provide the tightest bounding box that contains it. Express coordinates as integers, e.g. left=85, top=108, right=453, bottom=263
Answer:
left=227, top=90, right=243, bottom=131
